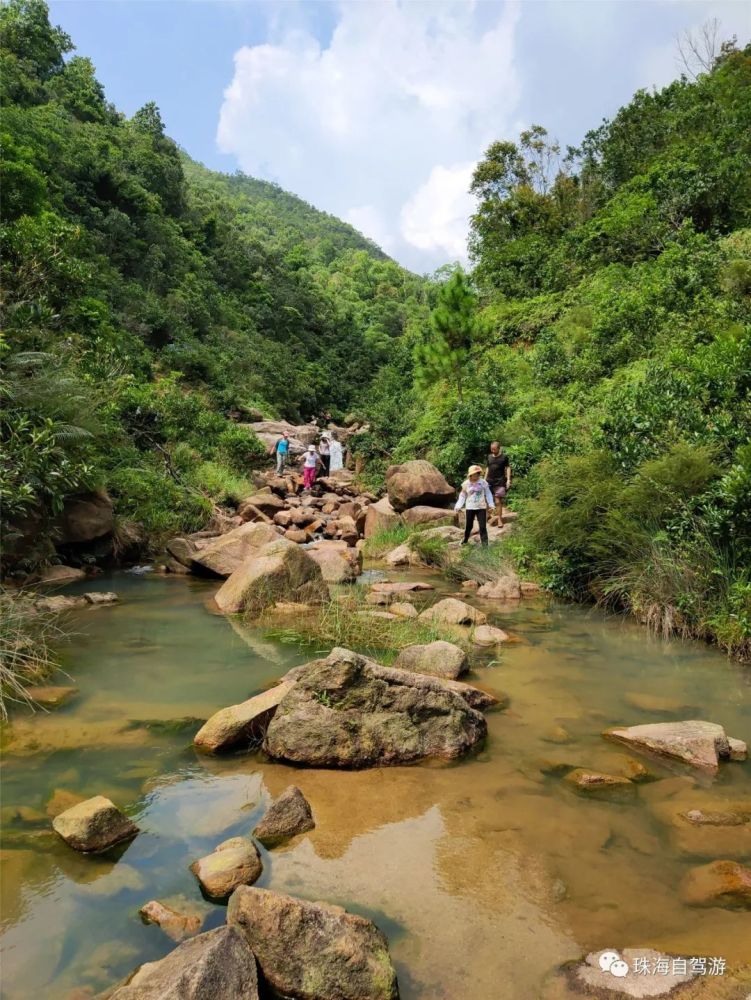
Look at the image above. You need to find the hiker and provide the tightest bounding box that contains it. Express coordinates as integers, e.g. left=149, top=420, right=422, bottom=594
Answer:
left=485, top=441, right=512, bottom=526
left=318, top=433, right=331, bottom=476
left=329, top=431, right=344, bottom=472
left=455, top=464, right=494, bottom=546
left=300, top=444, right=322, bottom=490
left=269, top=431, right=290, bottom=474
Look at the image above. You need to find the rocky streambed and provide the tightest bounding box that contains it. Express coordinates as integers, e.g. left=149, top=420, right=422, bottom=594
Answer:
left=1, top=527, right=751, bottom=998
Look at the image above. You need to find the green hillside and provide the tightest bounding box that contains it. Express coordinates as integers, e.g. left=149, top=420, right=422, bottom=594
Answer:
left=356, top=42, right=751, bottom=657
left=0, top=0, right=427, bottom=560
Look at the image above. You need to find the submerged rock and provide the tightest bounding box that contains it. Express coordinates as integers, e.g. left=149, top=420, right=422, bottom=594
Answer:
left=193, top=681, right=294, bottom=752
left=418, top=597, right=486, bottom=626
left=370, top=580, right=434, bottom=595
left=189, top=837, right=262, bottom=900
left=139, top=899, right=203, bottom=941
left=386, top=459, right=454, bottom=512
left=253, top=785, right=315, bottom=847
left=393, top=640, right=468, bottom=679
left=25, top=685, right=78, bottom=708
left=214, top=538, right=328, bottom=615
left=107, top=926, right=258, bottom=999
left=563, top=769, right=634, bottom=797
left=680, top=859, right=751, bottom=908
left=605, top=720, right=747, bottom=773
left=52, top=795, right=139, bottom=853
left=623, top=692, right=696, bottom=715
left=227, top=886, right=399, bottom=1000
left=34, top=594, right=87, bottom=612
left=649, top=795, right=751, bottom=859
left=265, top=647, right=487, bottom=768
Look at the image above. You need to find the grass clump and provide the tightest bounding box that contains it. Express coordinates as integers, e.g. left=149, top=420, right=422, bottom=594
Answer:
left=0, top=589, right=67, bottom=719
left=362, top=524, right=412, bottom=559
left=264, top=589, right=464, bottom=663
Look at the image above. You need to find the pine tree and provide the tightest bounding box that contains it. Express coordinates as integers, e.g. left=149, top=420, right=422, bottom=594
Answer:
left=415, top=269, right=477, bottom=402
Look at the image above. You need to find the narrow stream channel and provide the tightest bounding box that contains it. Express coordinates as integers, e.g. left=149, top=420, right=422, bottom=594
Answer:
left=1, top=567, right=749, bottom=998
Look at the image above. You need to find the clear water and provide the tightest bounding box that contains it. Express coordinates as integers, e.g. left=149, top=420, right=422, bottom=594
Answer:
left=1, top=570, right=750, bottom=999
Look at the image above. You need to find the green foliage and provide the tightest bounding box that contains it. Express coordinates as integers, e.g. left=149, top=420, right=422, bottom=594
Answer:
left=415, top=269, right=478, bottom=402
left=0, top=1, right=427, bottom=563
left=382, top=45, right=751, bottom=657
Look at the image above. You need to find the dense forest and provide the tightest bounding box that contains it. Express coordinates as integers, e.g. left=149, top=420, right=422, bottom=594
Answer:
left=2, top=0, right=750, bottom=658
left=0, top=0, right=428, bottom=559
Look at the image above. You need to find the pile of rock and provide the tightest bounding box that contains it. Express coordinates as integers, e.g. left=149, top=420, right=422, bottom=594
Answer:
left=163, top=468, right=377, bottom=581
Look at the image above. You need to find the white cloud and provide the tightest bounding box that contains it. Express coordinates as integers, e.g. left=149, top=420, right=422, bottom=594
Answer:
left=217, top=1, right=521, bottom=271
left=400, top=162, right=476, bottom=261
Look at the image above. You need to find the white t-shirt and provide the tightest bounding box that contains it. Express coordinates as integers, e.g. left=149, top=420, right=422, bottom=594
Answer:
left=304, top=451, right=318, bottom=468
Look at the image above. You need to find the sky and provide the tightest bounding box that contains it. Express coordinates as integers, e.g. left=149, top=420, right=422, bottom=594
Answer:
left=48, top=0, right=750, bottom=273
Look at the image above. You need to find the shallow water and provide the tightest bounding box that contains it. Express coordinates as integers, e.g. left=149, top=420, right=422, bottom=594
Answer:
left=1, top=569, right=750, bottom=999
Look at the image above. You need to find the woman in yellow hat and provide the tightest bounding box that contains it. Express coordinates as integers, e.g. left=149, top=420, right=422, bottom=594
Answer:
left=454, top=465, right=494, bottom=546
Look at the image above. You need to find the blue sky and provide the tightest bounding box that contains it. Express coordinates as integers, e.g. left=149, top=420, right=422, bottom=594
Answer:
left=49, top=0, right=750, bottom=272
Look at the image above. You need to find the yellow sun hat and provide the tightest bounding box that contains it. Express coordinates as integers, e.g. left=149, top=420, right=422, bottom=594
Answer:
left=467, top=465, right=483, bottom=476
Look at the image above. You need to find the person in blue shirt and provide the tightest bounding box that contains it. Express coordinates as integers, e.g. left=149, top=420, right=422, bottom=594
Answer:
left=270, top=432, right=290, bottom=474
left=454, top=464, right=494, bottom=546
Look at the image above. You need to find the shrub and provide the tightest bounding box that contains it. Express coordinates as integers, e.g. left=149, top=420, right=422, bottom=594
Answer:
left=0, top=589, right=67, bottom=719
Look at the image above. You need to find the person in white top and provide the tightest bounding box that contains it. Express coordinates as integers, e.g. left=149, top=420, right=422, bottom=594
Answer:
left=454, top=464, right=494, bottom=546
left=318, top=434, right=331, bottom=476
left=328, top=432, right=344, bottom=472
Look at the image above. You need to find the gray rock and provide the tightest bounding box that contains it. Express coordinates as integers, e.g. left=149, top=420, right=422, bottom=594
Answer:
left=253, top=786, right=315, bottom=847
left=227, top=886, right=398, bottom=1000
left=265, top=647, right=487, bottom=767
left=106, top=926, right=259, bottom=999
left=189, top=837, right=262, bottom=900
left=213, top=538, right=329, bottom=615
left=363, top=497, right=402, bottom=538
left=190, top=522, right=280, bottom=578
left=52, top=795, right=139, bottom=853
left=194, top=681, right=294, bottom=752
left=393, top=640, right=468, bottom=679
left=605, top=720, right=747, bottom=773
left=418, top=597, right=486, bottom=626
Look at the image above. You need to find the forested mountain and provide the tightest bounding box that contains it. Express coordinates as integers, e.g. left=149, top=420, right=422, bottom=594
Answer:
left=0, top=0, right=428, bottom=554
left=361, top=41, right=751, bottom=657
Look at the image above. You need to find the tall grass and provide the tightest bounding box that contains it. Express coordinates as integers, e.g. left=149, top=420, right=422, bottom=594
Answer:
left=263, top=590, right=465, bottom=663
left=0, top=589, right=67, bottom=718
left=362, top=524, right=412, bottom=558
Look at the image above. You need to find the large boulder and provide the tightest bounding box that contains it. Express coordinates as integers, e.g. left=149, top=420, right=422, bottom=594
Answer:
left=52, top=795, right=139, bottom=853
left=106, top=926, right=259, bottom=1000
left=165, top=536, right=197, bottom=568
left=264, top=648, right=487, bottom=767
left=194, top=681, right=294, bottom=752
left=307, top=541, right=362, bottom=583
left=191, top=523, right=280, bottom=578
left=227, top=886, right=399, bottom=1000
left=56, top=491, right=114, bottom=544
left=605, top=720, right=747, bottom=774
left=401, top=505, right=455, bottom=527
left=385, top=460, right=454, bottom=512
left=214, top=539, right=328, bottom=615
left=190, top=837, right=262, bottom=900
left=418, top=597, right=487, bottom=626
left=393, top=641, right=468, bottom=680
left=253, top=786, right=315, bottom=847
left=363, top=497, right=402, bottom=538
left=680, top=860, right=751, bottom=908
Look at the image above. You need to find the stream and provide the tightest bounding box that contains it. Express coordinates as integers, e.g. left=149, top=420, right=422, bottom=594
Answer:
left=1, top=565, right=750, bottom=999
